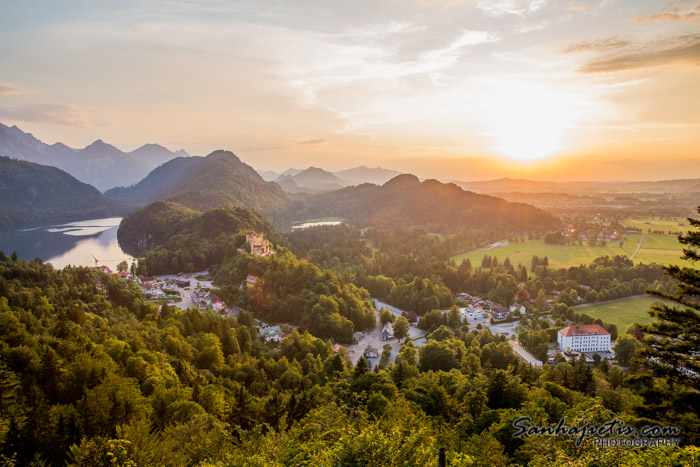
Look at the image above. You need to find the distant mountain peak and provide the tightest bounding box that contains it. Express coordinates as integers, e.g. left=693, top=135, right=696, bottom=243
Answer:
left=206, top=149, right=238, bottom=158
left=383, top=173, right=420, bottom=189
left=84, top=139, right=117, bottom=150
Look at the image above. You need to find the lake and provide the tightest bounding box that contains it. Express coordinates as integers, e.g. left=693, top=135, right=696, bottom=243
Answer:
left=0, top=217, right=133, bottom=270
left=292, top=220, right=344, bottom=230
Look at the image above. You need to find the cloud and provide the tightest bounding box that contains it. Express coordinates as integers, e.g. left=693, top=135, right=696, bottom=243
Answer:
left=566, top=1, right=590, bottom=13
left=578, top=34, right=700, bottom=73
left=0, top=81, right=33, bottom=95
left=0, top=103, right=97, bottom=128
left=420, top=30, right=498, bottom=69
left=563, top=37, right=632, bottom=54
left=477, top=0, right=547, bottom=17
left=635, top=12, right=700, bottom=23
left=634, top=2, right=700, bottom=24
left=298, top=138, right=326, bottom=145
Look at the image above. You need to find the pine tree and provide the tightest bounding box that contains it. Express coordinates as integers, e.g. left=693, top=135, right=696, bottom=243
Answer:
left=638, top=207, right=700, bottom=387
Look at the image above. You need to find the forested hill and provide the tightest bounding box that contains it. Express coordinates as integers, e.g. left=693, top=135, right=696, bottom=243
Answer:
left=300, top=174, right=559, bottom=231
left=0, top=156, right=126, bottom=229
left=105, top=150, right=295, bottom=225
left=118, top=203, right=278, bottom=260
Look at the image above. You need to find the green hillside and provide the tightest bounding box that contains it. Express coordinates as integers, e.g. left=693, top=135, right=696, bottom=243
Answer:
left=301, top=174, right=559, bottom=232
left=0, top=156, right=126, bottom=229
left=105, top=150, right=295, bottom=226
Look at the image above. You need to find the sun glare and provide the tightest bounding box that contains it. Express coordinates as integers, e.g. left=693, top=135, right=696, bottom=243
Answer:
left=486, top=80, right=573, bottom=161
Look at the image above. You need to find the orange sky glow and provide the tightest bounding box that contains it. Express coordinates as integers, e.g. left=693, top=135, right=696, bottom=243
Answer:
left=1, top=0, right=699, bottom=181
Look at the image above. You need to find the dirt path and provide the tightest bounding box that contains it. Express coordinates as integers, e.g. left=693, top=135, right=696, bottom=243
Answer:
left=628, top=232, right=644, bottom=260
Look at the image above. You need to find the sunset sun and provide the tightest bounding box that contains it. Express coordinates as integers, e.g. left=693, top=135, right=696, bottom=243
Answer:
left=486, top=81, right=573, bottom=161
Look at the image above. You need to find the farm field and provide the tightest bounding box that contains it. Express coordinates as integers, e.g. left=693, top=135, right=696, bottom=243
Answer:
left=451, top=216, right=692, bottom=268
left=451, top=237, right=638, bottom=269
left=621, top=216, right=693, bottom=234
left=576, top=296, right=660, bottom=331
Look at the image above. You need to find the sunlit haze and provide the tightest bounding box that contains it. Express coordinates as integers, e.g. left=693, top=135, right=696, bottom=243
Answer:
left=1, top=0, right=699, bottom=180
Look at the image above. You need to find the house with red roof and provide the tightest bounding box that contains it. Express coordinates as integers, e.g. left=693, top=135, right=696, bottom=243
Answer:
left=557, top=324, right=611, bottom=353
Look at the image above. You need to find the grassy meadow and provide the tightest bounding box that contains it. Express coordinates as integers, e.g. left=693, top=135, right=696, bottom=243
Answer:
left=576, top=296, right=660, bottom=331
left=451, top=216, right=692, bottom=268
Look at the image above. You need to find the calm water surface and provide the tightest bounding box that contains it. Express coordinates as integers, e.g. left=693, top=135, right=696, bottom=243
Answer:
left=0, top=217, right=132, bottom=270
left=292, top=221, right=344, bottom=229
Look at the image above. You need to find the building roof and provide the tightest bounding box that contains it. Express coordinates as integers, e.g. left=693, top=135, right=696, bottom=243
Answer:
left=382, top=322, right=393, bottom=334
left=558, top=324, right=610, bottom=337
left=259, top=325, right=282, bottom=337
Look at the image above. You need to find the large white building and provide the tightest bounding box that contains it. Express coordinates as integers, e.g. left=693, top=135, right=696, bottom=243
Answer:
left=557, top=325, right=611, bottom=353
left=460, top=306, right=484, bottom=322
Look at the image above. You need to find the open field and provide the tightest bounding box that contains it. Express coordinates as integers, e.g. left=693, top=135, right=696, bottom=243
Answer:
left=621, top=216, right=693, bottom=234
left=451, top=216, right=691, bottom=268
left=577, top=296, right=660, bottom=331
left=451, top=237, right=638, bottom=268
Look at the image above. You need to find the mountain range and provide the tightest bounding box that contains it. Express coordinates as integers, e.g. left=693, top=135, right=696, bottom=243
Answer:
left=0, top=156, right=126, bottom=228
left=105, top=150, right=295, bottom=226
left=300, top=174, right=559, bottom=230
left=268, top=165, right=402, bottom=193
left=454, top=177, right=700, bottom=195
left=0, top=123, right=188, bottom=191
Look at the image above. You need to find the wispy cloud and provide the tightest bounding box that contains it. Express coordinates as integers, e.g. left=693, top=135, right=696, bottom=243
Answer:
left=297, top=138, right=326, bottom=146
left=634, top=2, right=700, bottom=24
left=0, top=103, right=104, bottom=128
left=566, top=1, right=590, bottom=13
left=477, top=0, right=547, bottom=17
left=578, top=34, right=700, bottom=73
left=0, top=81, right=33, bottom=95
left=563, top=36, right=632, bottom=54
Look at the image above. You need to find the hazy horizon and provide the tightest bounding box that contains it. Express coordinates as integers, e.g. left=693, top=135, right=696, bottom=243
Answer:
left=2, top=0, right=699, bottom=182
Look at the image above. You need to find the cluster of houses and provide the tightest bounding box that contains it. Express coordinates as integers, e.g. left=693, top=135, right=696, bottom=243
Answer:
left=457, top=293, right=518, bottom=322
left=161, top=277, right=191, bottom=289
left=192, top=288, right=224, bottom=312
left=91, top=265, right=133, bottom=281
left=137, top=275, right=160, bottom=294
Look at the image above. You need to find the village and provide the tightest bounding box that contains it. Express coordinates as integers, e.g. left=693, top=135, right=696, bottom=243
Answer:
left=91, top=231, right=617, bottom=372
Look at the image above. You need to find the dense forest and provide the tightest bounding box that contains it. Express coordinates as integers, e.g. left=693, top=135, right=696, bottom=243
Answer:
left=286, top=225, right=672, bottom=314
left=0, top=253, right=697, bottom=466
left=215, top=249, right=377, bottom=343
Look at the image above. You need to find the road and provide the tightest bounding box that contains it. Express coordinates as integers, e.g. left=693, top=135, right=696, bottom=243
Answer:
left=628, top=232, right=644, bottom=260
left=344, top=300, right=426, bottom=368
left=508, top=340, right=542, bottom=366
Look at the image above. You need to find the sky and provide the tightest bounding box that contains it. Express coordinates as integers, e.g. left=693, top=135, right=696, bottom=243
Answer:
left=1, top=0, right=699, bottom=181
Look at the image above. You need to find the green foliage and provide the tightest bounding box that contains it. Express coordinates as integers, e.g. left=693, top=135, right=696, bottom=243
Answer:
left=0, top=228, right=696, bottom=465
left=119, top=203, right=275, bottom=272
left=217, top=249, right=375, bottom=343
left=0, top=156, right=126, bottom=229
left=638, top=207, right=700, bottom=387
left=105, top=150, right=294, bottom=227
